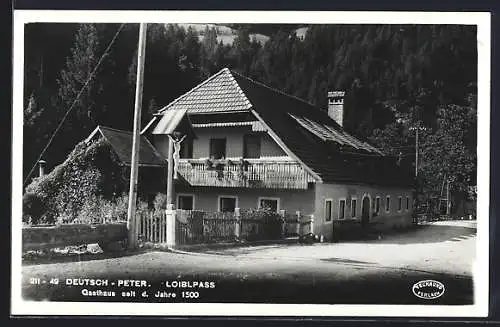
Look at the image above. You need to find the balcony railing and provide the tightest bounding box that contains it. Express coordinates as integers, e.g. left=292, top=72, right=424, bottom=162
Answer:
left=177, top=158, right=315, bottom=190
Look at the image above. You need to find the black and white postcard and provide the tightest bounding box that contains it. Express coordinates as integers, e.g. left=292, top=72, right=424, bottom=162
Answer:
left=11, top=10, right=491, bottom=317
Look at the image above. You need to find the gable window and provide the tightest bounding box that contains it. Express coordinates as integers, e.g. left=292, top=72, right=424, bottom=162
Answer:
left=386, top=196, right=391, bottom=213
left=398, top=196, right=403, bottom=212
left=177, top=194, right=194, bottom=210
left=406, top=197, right=410, bottom=211
left=180, top=138, right=193, bottom=159
left=351, top=198, right=357, bottom=218
left=243, top=134, right=261, bottom=158
left=210, top=138, right=226, bottom=159
left=324, top=199, right=333, bottom=222
left=219, top=196, right=238, bottom=212
left=338, top=199, right=346, bottom=220
left=258, top=197, right=279, bottom=212
left=375, top=196, right=381, bottom=214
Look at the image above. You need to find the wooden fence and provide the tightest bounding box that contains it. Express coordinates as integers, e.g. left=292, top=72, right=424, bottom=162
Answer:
left=174, top=209, right=310, bottom=246
left=136, top=208, right=312, bottom=246
left=137, top=210, right=169, bottom=243
left=22, top=209, right=312, bottom=251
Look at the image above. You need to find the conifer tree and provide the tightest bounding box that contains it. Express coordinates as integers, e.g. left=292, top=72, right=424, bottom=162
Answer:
left=57, top=24, right=101, bottom=135
left=48, top=24, right=103, bottom=168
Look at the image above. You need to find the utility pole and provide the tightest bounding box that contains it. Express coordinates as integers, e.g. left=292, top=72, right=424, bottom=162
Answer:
left=166, top=136, right=174, bottom=210
left=127, top=23, right=148, bottom=250
left=409, top=122, right=427, bottom=177
left=415, top=127, right=419, bottom=177
left=446, top=179, right=451, bottom=216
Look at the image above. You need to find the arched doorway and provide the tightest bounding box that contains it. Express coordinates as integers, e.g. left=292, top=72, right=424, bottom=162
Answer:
left=361, top=195, right=371, bottom=229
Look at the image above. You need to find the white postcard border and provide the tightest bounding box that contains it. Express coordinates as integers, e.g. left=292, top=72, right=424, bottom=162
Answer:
left=11, top=10, right=491, bottom=317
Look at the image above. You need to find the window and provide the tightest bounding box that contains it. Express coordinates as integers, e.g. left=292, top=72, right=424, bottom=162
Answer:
left=180, top=138, right=193, bottom=159
left=325, top=199, right=332, bottom=222
left=258, top=197, right=279, bottom=212
left=177, top=194, right=194, bottom=210
left=398, top=196, right=402, bottom=211
left=351, top=198, right=357, bottom=218
left=219, top=196, right=237, bottom=212
left=338, top=199, right=346, bottom=220
left=210, top=138, right=226, bottom=159
left=406, top=197, right=410, bottom=210
left=243, top=134, right=261, bottom=158
left=386, top=196, right=391, bottom=213
left=375, top=196, right=381, bottom=214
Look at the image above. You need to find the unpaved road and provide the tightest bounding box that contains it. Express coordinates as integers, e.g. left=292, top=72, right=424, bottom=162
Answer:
left=200, top=220, right=476, bottom=277
left=21, top=221, right=476, bottom=305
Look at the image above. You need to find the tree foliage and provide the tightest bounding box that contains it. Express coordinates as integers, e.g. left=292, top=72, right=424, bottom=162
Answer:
left=419, top=98, right=477, bottom=193
left=24, top=138, right=127, bottom=224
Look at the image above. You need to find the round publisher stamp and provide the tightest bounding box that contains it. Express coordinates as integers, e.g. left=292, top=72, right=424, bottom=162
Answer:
left=412, top=280, right=445, bottom=300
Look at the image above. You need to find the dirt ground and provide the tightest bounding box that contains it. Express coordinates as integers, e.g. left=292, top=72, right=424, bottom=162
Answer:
left=199, top=220, right=476, bottom=277
left=20, top=220, right=476, bottom=304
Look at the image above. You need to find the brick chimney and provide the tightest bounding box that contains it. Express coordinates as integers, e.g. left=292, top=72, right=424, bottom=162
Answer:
left=327, top=91, right=345, bottom=127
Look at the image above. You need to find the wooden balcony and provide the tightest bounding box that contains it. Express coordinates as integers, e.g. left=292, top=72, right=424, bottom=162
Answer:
left=177, top=158, right=315, bottom=190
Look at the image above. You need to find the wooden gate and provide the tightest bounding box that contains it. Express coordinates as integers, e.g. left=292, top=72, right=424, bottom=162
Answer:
left=137, top=211, right=168, bottom=243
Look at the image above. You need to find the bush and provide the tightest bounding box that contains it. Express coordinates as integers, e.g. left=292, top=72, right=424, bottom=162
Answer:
left=22, top=192, right=46, bottom=224
left=240, top=208, right=284, bottom=240
left=24, top=138, right=128, bottom=224
left=153, top=193, right=167, bottom=212
left=74, top=195, right=117, bottom=224
left=113, top=193, right=130, bottom=222
left=63, top=193, right=148, bottom=225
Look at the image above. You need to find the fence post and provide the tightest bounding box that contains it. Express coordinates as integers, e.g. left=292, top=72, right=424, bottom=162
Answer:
left=309, top=214, right=314, bottom=235
left=279, top=209, right=286, bottom=238
left=135, top=211, right=141, bottom=245
left=296, top=211, right=301, bottom=236
left=166, top=204, right=176, bottom=249
left=234, top=207, right=240, bottom=240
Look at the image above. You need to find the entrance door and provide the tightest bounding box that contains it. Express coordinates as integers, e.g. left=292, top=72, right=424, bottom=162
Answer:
left=361, top=196, right=370, bottom=228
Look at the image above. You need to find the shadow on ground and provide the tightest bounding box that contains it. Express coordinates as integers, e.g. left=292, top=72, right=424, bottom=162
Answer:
left=22, top=248, right=150, bottom=266
left=320, top=257, right=375, bottom=265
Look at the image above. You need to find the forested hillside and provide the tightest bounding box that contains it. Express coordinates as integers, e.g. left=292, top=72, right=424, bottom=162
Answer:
left=23, top=23, right=477, bottom=196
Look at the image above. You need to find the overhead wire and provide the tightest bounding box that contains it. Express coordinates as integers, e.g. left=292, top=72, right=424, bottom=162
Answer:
left=23, top=23, right=126, bottom=188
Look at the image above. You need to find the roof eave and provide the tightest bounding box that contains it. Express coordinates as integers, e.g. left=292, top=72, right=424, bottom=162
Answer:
left=250, top=108, right=323, bottom=183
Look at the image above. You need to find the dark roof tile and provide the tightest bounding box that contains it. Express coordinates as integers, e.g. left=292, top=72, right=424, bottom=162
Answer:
left=90, top=126, right=166, bottom=167
left=149, top=69, right=413, bottom=187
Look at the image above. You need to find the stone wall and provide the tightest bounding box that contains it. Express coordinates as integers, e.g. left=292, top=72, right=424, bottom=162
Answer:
left=22, top=223, right=127, bottom=251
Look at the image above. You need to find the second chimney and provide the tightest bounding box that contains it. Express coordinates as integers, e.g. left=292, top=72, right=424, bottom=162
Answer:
left=327, top=91, right=345, bottom=127
left=38, top=160, right=46, bottom=177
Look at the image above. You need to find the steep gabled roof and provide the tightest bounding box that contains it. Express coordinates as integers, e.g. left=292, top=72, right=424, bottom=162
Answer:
left=147, top=68, right=413, bottom=186
left=86, top=126, right=166, bottom=167
left=230, top=71, right=413, bottom=186
left=158, top=68, right=252, bottom=114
